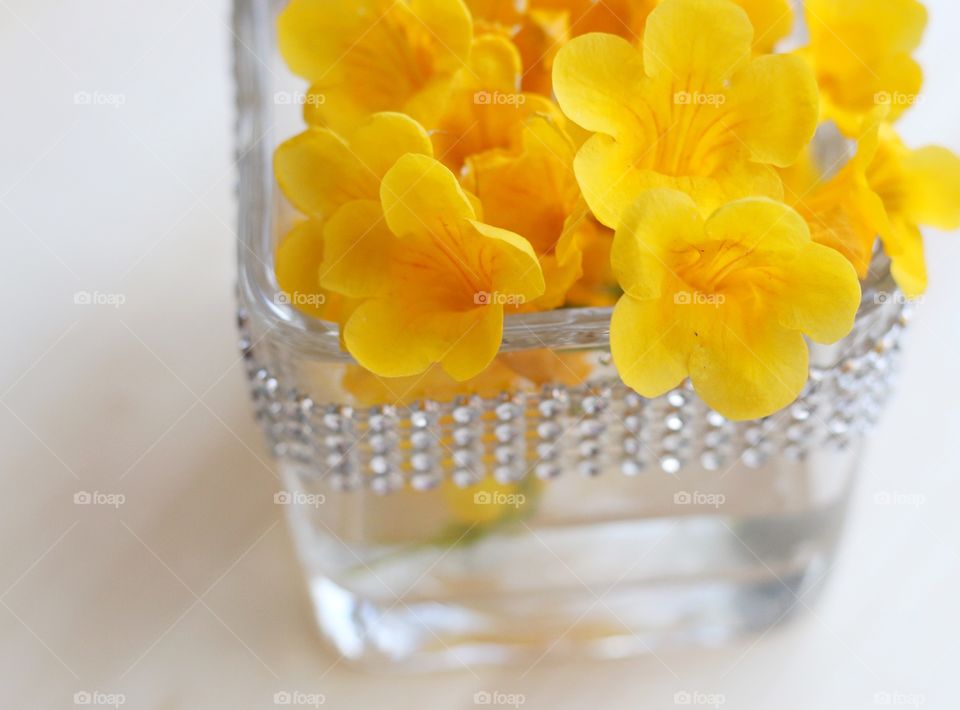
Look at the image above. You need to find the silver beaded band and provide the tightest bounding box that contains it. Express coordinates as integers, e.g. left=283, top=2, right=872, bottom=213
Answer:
left=238, top=300, right=908, bottom=494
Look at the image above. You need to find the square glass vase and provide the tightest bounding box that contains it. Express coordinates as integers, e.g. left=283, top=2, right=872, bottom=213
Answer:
left=233, top=0, right=908, bottom=672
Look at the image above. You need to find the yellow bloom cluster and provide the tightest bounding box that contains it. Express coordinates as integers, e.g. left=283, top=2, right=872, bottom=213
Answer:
left=273, top=0, right=959, bottom=420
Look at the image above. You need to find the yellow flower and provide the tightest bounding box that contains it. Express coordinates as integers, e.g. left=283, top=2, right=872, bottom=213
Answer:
left=498, top=349, right=594, bottom=386
left=531, top=0, right=649, bottom=41
left=274, top=112, right=434, bottom=221
left=802, top=0, right=927, bottom=133
left=779, top=116, right=890, bottom=279
left=563, top=208, right=618, bottom=307
left=462, top=115, right=587, bottom=309
left=512, top=9, right=569, bottom=94
left=275, top=220, right=340, bottom=320
left=866, top=125, right=960, bottom=297
left=342, top=360, right=521, bottom=407
left=465, top=0, right=527, bottom=26
left=441, top=475, right=537, bottom=526
left=531, top=0, right=792, bottom=53
left=431, top=35, right=560, bottom=172
left=341, top=348, right=591, bottom=406
left=273, top=113, right=433, bottom=320
left=610, top=189, right=861, bottom=420
left=552, top=0, right=818, bottom=228
left=730, top=0, right=794, bottom=54
left=278, top=0, right=473, bottom=133
left=320, top=154, right=545, bottom=380
left=466, top=0, right=569, bottom=94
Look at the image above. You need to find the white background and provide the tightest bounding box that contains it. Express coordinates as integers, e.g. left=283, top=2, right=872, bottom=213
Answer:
left=1, top=1, right=959, bottom=708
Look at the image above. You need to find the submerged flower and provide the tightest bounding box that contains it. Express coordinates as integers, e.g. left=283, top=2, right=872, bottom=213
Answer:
left=866, top=125, right=960, bottom=297
left=278, top=0, right=473, bottom=133
left=779, top=117, right=889, bottom=279
left=462, top=115, right=586, bottom=309
left=342, top=360, right=521, bottom=407
left=341, top=348, right=591, bottom=406
left=553, top=0, right=818, bottom=228
left=441, top=475, right=537, bottom=525
left=610, top=189, right=861, bottom=420
left=801, top=0, right=927, bottom=133
left=320, top=154, right=545, bottom=380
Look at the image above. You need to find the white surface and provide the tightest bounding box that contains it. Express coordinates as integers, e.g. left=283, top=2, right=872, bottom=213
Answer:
left=1, top=1, right=959, bottom=708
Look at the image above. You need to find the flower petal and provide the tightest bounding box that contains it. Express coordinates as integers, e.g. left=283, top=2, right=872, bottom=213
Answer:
left=274, top=128, right=375, bottom=220
left=467, top=221, right=546, bottom=302
left=610, top=295, right=690, bottom=399
left=277, top=0, right=362, bottom=80
left=644, top=0, right=753, bottom=85
left=729, top=54, right=819, bottom=167
left=552, top=33, right=646, bottom=139
left=736, top=0, right=794, bottom=53
left=440, top=305, right=505, bottom=381
left=350, top=113, right=434, bottom=181
left=380, top=154, right=476, bottom=239
left=573, top=134, right=655, bottom=228
left=575, top=132, right=783, bottom=228
left=612, top=189, right=703, bottom=300
left=275, top=220, right=330, bottom=319
left=411, top=0, right=475, bottom=72
left=901, top=145, right=960, bottom=230
left=689, top=311, right=809, bottom=421
left=775, top=243, right=861, bottom=344
left=885, top=220, right=928, bottom=298
left=462, top=115, right=577, bottom=257
left=343, top=299, right=502, bottom=380
left=280, top=0, right=472, bottom=132
left=319, top=200, right=396, bottom=298
left=704, top=196, right=809, bottom=254
left=464, top=34, right=522, bottom=92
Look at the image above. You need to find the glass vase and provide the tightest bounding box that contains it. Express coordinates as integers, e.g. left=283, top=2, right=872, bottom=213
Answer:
left=233, top=0, right=909, bottom=672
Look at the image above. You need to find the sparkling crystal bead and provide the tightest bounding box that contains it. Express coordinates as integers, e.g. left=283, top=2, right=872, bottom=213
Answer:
left=660, top=456, right=681, bottom=474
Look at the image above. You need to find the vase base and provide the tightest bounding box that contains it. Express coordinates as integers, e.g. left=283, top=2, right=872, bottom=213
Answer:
left=298, top=513, right=839, bottom=673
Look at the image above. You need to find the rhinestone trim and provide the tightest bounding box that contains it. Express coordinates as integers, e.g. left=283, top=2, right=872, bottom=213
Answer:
left=239, top=306, right=908, bottom=493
